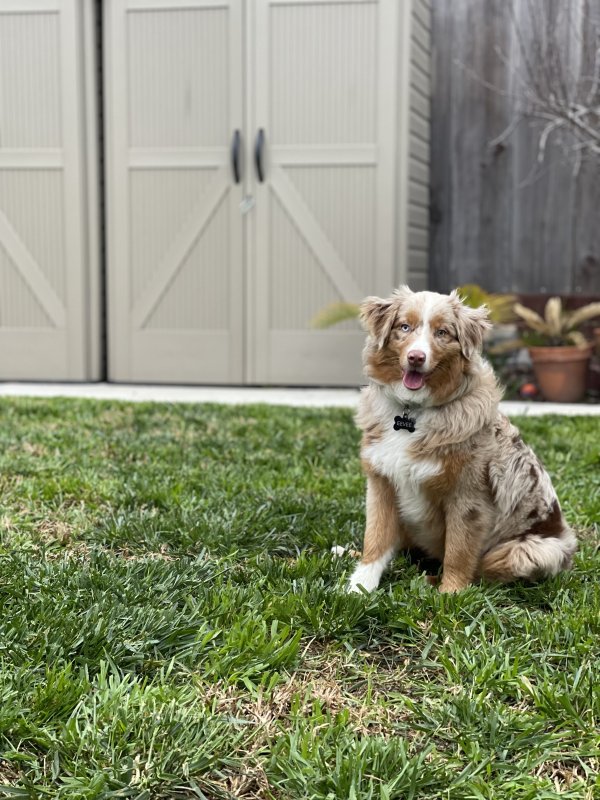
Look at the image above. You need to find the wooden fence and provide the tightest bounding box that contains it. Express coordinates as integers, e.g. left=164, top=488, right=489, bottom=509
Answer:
left=430, top=0, right=600, bottom=294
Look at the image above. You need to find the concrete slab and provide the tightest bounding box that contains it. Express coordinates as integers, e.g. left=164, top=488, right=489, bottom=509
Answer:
left=499, top=401, right=600, bottom=416
left=0, top=382, right=360, bottom=408
left=0, top=382, right=598, bottom=416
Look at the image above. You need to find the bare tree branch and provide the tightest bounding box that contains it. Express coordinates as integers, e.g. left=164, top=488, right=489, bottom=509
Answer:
left=465, top=0, right=600, bottom=168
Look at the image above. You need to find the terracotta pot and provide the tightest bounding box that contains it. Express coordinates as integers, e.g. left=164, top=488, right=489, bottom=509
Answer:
left=593, top=327, right=600, bottom=358
left=528, top=345, right=593, bottom=403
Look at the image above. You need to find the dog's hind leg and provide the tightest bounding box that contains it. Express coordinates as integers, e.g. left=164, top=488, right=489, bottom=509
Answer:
left=348, top=470, right=406, bottom=593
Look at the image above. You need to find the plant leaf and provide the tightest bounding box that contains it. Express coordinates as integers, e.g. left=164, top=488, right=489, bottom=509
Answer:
left=487, top=296, right=517, bottom=324
left=310, top=302, right=360, bottom=329
left=564, top=302, right=600, bottom=331
left=513, top=303, right=549, bottom=334
left=458, top=284, right=516, bottom=323
left=566, top=331, right=590, bottom=348
left=543, top=297, right=563, bottom=337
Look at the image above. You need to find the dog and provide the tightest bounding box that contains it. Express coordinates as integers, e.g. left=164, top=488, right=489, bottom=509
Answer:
left=348, top=286, right=577, bottom=594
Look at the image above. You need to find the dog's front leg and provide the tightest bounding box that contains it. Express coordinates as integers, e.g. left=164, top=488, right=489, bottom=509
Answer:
left=348, top=469, right=405, bottom=593
left=439, top=507, right=483, bottom=593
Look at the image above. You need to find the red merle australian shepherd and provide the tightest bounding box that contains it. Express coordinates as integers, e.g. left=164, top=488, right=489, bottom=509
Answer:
left=347, top=286, right=577, bottom=594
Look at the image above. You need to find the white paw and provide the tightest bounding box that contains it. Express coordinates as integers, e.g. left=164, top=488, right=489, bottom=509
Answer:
left=347, top=563, right=380, bottom=594
left=347, top=580, right=370, bottom=594
left=331, top=545, right=347, bottom=557
left=346, top=549, right=396, bottom=594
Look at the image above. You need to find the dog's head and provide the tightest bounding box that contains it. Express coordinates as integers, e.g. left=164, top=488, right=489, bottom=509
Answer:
left=360, top=286, right=491, bottom=404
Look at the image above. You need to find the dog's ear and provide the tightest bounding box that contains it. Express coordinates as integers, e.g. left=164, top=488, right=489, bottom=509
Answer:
left=451, top=290, right=492, bottom=360
left=359, top=295, right=397, bottom=349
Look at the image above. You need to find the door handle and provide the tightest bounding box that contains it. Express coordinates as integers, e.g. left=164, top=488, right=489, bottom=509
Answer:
left=254, top=128, right=266, bottom=183
left=231, top=129, right=242, bottom=183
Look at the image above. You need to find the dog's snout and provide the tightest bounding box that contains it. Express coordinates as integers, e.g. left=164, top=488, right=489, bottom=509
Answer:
left=407, top=349, right=426, bottom=367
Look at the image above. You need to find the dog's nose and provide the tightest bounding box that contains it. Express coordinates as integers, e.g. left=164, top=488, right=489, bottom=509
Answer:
left=407, top=350, right=426, bottom=367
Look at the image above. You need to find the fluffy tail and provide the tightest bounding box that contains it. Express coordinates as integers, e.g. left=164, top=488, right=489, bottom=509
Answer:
left=480, top=531, right=577, bottom=583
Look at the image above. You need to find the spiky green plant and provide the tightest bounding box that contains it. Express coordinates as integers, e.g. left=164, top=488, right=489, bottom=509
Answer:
left=310, top=302, right=360, bottom=329
left=514, top=297, right=600, bottom=347
left=457, top=284, right=516, bottom=324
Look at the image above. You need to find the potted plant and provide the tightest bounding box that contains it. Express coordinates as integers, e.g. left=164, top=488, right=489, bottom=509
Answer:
left=513, top=297, right=600, bottom=402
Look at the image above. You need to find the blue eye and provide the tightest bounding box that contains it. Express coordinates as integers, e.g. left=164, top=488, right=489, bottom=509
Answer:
left=436, top=328, right=448, bottom=337
left=400, top=323, right=411, bottom=332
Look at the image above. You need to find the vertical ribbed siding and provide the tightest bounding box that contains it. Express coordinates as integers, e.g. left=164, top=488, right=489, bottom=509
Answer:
left=288, top=166, right=376, bottom=289
left=126, top=6, right=233, bottom=331
left=268, top=0, right=378, bottom=331
left=0, top=13, right=61, bottom=148
left=407, top=0, right=431, bottom=290
left=270, top=3, right=377, bottom=145
left=0, top=171, right=65, bottom=306
left=129, top=168, right=217, bottom=309
left=106, top=0, right=245, bottom=383
left=0, top=2, right=98, bottom=379
left=270, top=192, right=341, bottom=331
left=272, top=165, right=374, bottom=329
left=127, top=8, right=229, bottom=148
left=0, top=245, right=52, bottom=327
left=0, top=12, right=64, bottom=328
left=145, top=190, right=231, bottom=330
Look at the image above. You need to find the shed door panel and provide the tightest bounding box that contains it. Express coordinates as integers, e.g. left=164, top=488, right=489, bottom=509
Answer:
left=105, top=0, right=244, bottom=383
left=0, top=1, right=96, bottom=379
left=250, top=0, right=398, bottom=385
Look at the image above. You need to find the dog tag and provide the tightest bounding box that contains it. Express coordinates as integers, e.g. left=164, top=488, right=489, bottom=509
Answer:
left=239, top=195, right=256, bottom=215
left=393, top=411, right=416, bottom=433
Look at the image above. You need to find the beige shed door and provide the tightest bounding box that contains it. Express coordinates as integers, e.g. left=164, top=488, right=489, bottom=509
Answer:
left=105, top=0, right=398, bottom=385
left=248, top=0, right=398, bottom=385
left=0, top=0, right=98, bottom=380
left=105, top=0, right=244, bottom=383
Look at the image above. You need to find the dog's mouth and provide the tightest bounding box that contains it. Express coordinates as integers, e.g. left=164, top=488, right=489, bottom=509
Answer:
left=402, top=369, right=428, bottom=391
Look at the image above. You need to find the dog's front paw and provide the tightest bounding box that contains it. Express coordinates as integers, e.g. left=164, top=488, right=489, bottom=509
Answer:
left=347, top=577, right=373, bottom=594
left=438, top=578, right=470, bottom=593
left=347, top=562, right=380, bottom=594
left=347, top=582, right=367, bottom=594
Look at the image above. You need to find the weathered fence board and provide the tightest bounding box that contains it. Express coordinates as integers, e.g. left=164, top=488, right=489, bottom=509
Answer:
left=430, top=0, right=600, bottom=294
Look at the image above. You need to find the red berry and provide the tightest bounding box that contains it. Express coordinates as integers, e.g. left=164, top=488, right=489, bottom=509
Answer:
left=519, top=382, right=538, bottom=398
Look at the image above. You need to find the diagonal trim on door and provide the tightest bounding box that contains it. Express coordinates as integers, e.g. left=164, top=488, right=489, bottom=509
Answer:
left=131, top=168, right=229, bottom=329
left=270, top=165, right=364, bottom=303
left=0, top=208, right=66, bottom=328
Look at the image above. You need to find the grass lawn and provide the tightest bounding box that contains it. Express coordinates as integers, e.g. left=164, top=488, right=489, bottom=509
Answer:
left=0, top=398, right=598, bottom=799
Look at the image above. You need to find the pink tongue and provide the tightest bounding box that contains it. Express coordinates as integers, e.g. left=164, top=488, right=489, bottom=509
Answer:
left=403, top=370, right=425, bottom=390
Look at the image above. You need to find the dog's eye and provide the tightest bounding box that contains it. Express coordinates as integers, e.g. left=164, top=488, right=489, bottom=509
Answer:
left=436, top=328, right=448, bottom=337
left=399, top=323, right=411, bottom=333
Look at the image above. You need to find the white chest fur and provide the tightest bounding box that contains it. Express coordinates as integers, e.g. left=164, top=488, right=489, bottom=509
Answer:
left=363, top=427, right=440, bottom=528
